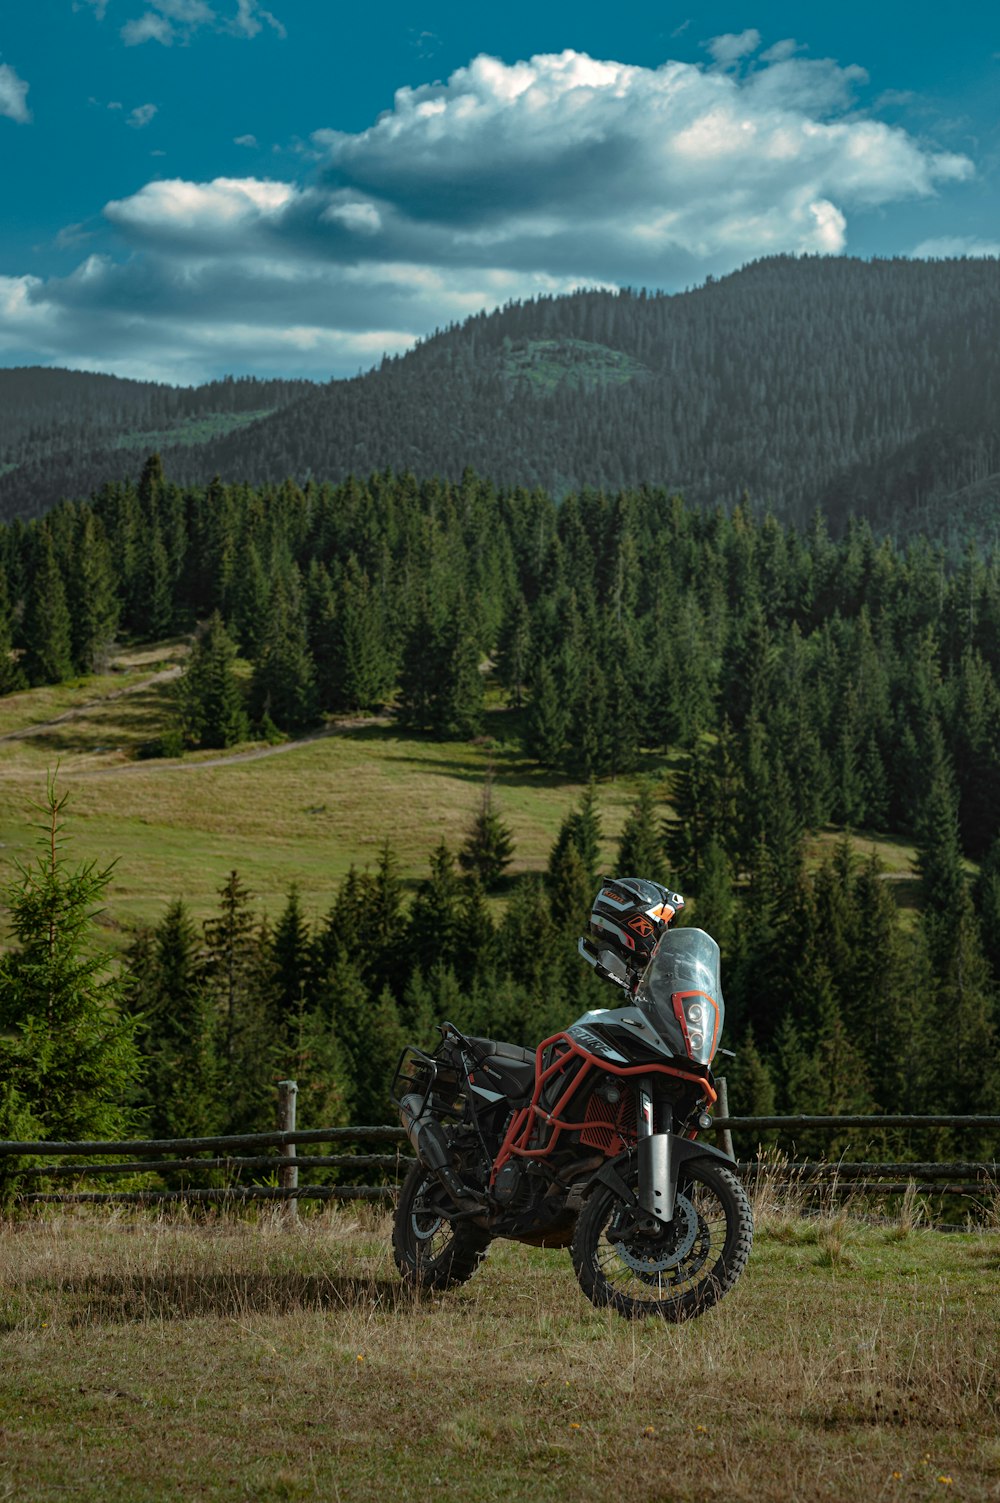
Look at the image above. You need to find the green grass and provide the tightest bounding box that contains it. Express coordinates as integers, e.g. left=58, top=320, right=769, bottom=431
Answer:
left=0, top=643, right=928, bottom=941
left=0, top=1202, right=998, bottom=1502
left=111, top=408, right=276, bottom=451
left=499, top=339, right=649, bottom=395
left=0, top=643, right=639, bottom=937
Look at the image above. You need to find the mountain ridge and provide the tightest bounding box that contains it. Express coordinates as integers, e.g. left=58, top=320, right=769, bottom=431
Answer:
left=0, top=254, right=997, bottom=544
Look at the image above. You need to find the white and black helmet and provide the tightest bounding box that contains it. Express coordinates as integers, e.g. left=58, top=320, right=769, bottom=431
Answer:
left=580, top=876, right=684, bottom=986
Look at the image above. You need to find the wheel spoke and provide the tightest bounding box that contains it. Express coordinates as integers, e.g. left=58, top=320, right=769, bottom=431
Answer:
left=572, top=1161, right=751, bottom=1317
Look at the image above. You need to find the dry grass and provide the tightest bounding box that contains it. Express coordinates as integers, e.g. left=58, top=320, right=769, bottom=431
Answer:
left=1, top=1205, right=998, bottom=1501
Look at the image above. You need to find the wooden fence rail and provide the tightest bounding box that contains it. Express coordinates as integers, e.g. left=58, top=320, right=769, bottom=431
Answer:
left=2, top=1082, right=998, bottom=1211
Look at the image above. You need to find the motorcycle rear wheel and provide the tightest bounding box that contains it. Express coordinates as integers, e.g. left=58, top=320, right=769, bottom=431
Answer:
left=571, top=1158, right=752, bottom=1321
left=392, top=1162, right=492, bottom=1292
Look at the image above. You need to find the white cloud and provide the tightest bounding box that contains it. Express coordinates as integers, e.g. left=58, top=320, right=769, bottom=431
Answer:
left=0, top=45, right=979, bottom=380
left=234, top=133, right=258, bottom=148
left=321, top=198, right=382, bottom=234
left=105, top=176, right=296, bottom=242
left=913, top=235, right=1000, bottom=258
left=313, top=49, right=970, bottom=272
left=760, top=39, right=802, bottom=64
left=0, top=61, right=32, bottom=123
left=117, top=0, right=284, bottom=45
left=122, top=12, right=175, bottom=45
left=707, top=30, right=761, bottom=67
left=128, top=103, right=159, bottom=128
left=229, top=0, right=285, bottom=39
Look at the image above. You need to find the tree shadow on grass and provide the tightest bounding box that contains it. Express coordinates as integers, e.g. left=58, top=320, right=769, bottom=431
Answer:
left=16, top=688, right=174, bottom=754
left=378, top=753, right=572, bottom=791
left=62, top=1269, right=418, bottom=1325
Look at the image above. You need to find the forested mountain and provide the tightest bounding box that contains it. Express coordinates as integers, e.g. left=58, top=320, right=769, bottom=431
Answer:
left=1, top=255, right=997, bottom=542
left=0, top=368, right=313, bottom=515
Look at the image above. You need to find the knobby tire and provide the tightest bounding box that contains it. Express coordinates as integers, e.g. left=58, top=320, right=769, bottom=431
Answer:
left=571, top=1157, right=753, bottom=1321
left=392, top=1161, right=492, bottom=1292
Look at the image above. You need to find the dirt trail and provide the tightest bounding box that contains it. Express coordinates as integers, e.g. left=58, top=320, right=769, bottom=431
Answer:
left=76, top=715, right=391, bottom=777
left=0, top=666, right=183, bottom=743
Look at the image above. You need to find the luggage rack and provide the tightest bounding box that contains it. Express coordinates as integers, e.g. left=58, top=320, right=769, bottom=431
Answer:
left=391, top=1041, right=468, bottom=1122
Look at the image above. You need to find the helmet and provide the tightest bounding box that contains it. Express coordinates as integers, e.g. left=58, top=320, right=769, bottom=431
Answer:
left=580, top=876, right=684, bottom=987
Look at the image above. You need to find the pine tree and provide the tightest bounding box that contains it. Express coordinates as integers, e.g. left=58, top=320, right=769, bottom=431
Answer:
left=177, top=612, right=248, bottom=750
left=203, top=871, right=274, bottom=1132
left=317, top=948, right=373, bottom=1103
left=397, top=596, right=440, bottom=731
left=288, top=1005, right=353, bottom=1130
left=433, top=597, right=483, bottom=738
left=688, top=837, right=736, bottom=952
left=495, top=593, right=532, bottom=708
left=128, top=901, right=220, bottom=1140
left=547, top=784, right=603, bottom=890
left=231, top=536, right=271, bottom=661
left=0, top=778, right=141, bottom=1141
left=267, top=885, right=313, bottom=1047
left=67, top=510, right=119, bottom=674
left=0, top=563, right=26, bottom=695
left=21, top=529, right=73, bottom=686
left=498, top=876, right=567, bottom=1039
left=924, top=894, right=999, bottom=1116
left=616, top=781, right=668, bottom=883
left=546, top=838, right=593, bottom=934
left=249, top=569, right=317, bottom=732
left=134, top=522, right=174, bottom=639
left=727, top=1028, right=776, bottom=1139
left=333, top=560, right=393, bottom=711
left=304, top=559, right=337, bottom=712
left=454, top=877, right=497, bottom=985
left=950, top=647, right=1000, bottom=860
left=365, top=841, right=409, bottom=999
left=914, top=756, right=966, bottom=976
left=407, top=843, right=464, bottom=979
left=352, top=987, right=407, bottom=1123
left=458, top=776, right=515, bottom=889
left=974, top=836, right=1000, bottom=985
left=524, top=657, right=567, bottom=767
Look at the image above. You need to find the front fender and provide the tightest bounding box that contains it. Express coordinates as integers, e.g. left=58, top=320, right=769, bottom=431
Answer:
left=583, top=1134, right=735, bottom=1224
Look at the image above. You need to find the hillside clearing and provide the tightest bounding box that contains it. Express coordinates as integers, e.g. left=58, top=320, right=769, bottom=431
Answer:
left=0, top=1204, right=997, bottom=1502
left=0, top=642, right=927, bottom=939
left=0, top=642, right=639, bottom=935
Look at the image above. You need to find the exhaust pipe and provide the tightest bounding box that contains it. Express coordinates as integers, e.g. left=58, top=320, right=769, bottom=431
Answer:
left=399, top=1093, right=483, bottom=1211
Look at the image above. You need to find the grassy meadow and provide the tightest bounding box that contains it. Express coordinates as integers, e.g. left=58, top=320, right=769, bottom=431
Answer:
left=0, top=638, right=925, bottom=944
left=0, top=639, right=642, bottom=939
left=1, top=1190, right=998, bottom=1503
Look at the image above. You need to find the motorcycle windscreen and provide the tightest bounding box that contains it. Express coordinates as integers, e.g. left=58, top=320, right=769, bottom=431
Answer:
left=634, top=927, right=725, bottom=1066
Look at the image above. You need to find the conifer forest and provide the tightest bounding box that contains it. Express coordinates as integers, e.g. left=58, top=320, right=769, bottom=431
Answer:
left=1, top=440, right=999, bottom=1154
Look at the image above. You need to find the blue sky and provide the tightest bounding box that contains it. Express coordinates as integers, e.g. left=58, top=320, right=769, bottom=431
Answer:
left=1, top=0, right=997, bottom=383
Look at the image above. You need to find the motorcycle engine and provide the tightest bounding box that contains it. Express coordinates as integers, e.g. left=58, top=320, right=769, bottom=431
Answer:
left=493, top=1160, right=523, bottom=1206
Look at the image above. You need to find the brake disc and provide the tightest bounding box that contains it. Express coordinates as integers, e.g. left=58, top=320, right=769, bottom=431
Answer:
left=411, top=1178, right=448, bottom=1241
left=412, top=1213, right=446, bottom=1242
left=612, top=1191, right=699, bottom=1272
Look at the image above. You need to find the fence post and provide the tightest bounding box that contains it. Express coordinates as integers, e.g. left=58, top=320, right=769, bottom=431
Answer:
left=716, top=1076, right=735, bottom=1161
left=277, top=1080, right=298, bottom=1224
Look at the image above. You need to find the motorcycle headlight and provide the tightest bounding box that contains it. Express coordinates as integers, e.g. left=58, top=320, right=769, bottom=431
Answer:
left=671, top=991, right=720, bottom=1065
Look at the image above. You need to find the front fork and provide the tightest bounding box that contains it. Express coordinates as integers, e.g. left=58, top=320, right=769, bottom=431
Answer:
left=636, top=1080, right=676, bottom=1225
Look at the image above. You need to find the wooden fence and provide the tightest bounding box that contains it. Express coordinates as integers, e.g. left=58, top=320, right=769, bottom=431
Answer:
left=2, top=1080, right=998, bottom=1211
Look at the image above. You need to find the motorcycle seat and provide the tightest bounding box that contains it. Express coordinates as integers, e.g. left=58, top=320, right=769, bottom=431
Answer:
left=466, top=1036, right=537, bottom=1098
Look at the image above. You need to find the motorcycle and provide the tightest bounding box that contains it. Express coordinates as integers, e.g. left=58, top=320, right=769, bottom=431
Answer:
left=390, top=877, right=753, bottom=1320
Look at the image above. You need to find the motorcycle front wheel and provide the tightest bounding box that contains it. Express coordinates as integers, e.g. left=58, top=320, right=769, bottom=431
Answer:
left=392, top=1162, right=492, bottom=1292
left=571, top=1157, right=753, bottom=1321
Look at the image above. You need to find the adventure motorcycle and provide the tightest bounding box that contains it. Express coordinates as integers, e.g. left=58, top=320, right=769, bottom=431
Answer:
left=391, top=877, right=753, bottom=1320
